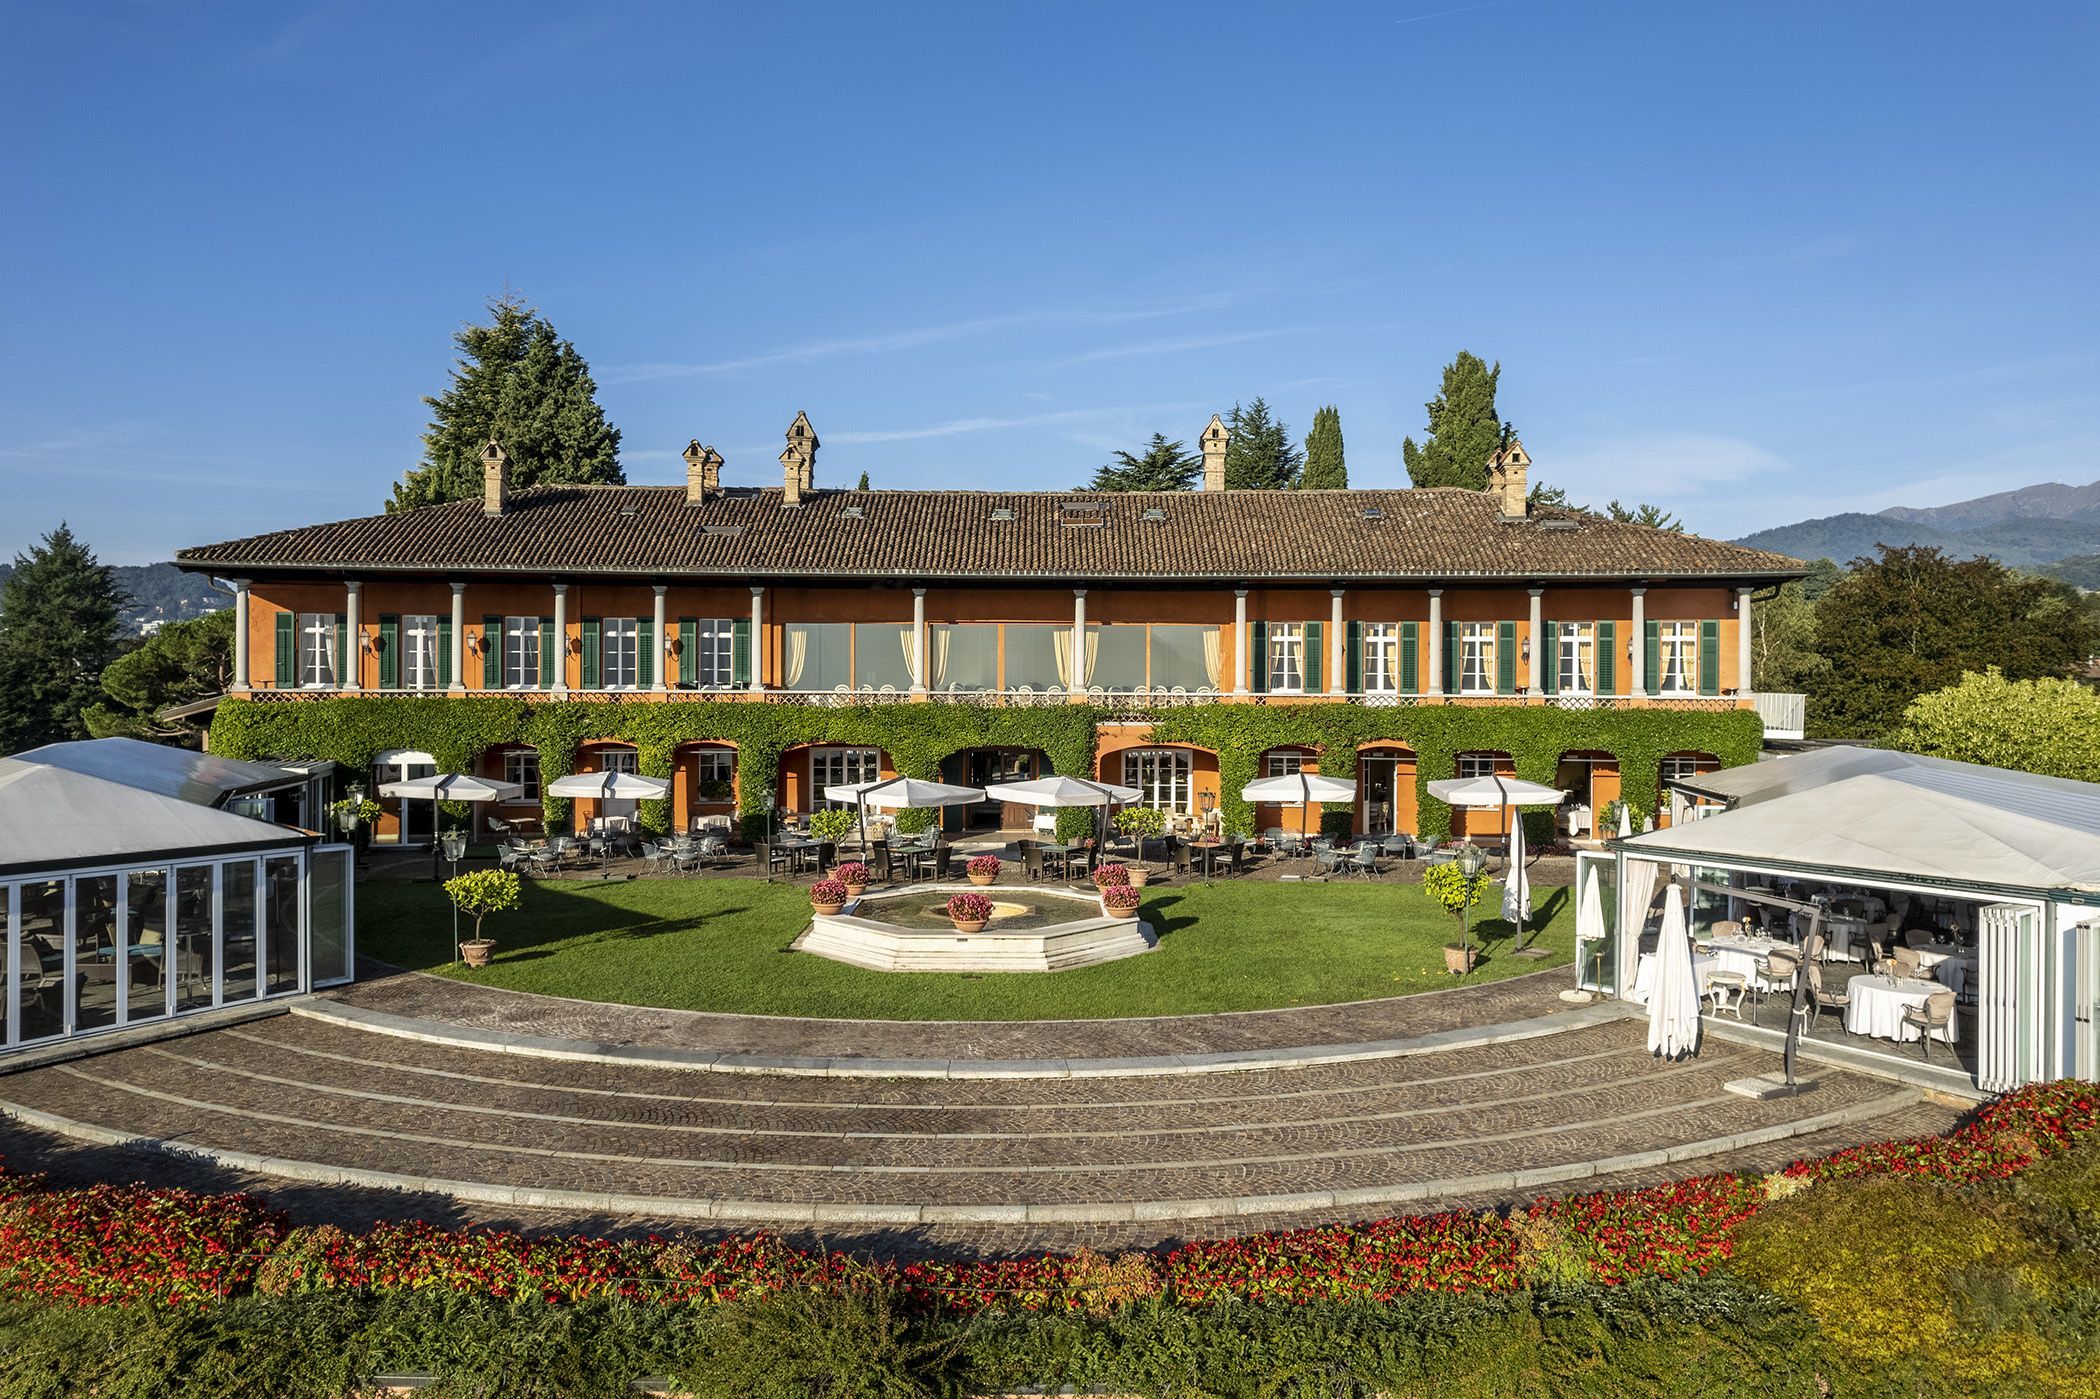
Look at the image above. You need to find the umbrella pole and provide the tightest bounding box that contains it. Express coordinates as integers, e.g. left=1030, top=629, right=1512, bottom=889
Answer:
left=433, top=796, right=443, bottom=883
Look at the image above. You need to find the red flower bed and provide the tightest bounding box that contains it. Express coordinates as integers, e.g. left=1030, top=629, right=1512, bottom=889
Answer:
left=1785, top=1080, right=2100, bottom=1186
left=1520, top=1173, right=1766, bottom=1284
left=0, top=1176, right=287, bottom=1307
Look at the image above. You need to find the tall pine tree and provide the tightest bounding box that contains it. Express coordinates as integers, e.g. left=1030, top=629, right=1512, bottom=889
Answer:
left=388, top=295, right=624, bottom=512
left=1086, top=434, right=1200, bottom=491
left=1300, top=406, right=1347, bottom=488
left=1401, top=352, right=1510, bottom=489
left=0, top=524, right=128, bottom=753
left=1224, top=398, right=1303, bottom=490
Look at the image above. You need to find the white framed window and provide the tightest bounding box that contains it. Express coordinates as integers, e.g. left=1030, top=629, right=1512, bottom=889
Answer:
left=602, top=618, right=639, bottom=689
left=1658, top=622, right=1696, bottom=693
left=1266, top=751, right=1306, bottom=778
left=402, top=615, right=440, bottom=691
left=1457, top=752, right=1501, bottom=779
left=1122, top=748, right=1193, bottom=814
left=298, top=614, right=338, bottom=688
left=1268, top=624, right=1305, bottom=693
left=1361, top=623, right=1398, bottom=693
left=503, top=750, right=540, bottom=800
left=695, top=619, right=735, bottom=688
left=503, top=616, right=540, bottom=689
left=1557, top=622, right=1595, bottom=695
left=812, top=747, right=881, bottom=806
left=695, top=750, right=736, bottom=802
left=1659, top=754, right=1712, bottom=784
left=599, top=747, right=639, bottom=777
left=1459, top=623, right=1494, bottom=694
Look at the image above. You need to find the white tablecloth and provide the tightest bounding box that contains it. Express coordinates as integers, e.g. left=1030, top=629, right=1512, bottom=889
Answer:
left=1822, top=918, right=1868, bottom=962
left=1631, top=951, right=1719, bottom=1006
left=1935, top=956, right=1981, bottom=1001
left=1704, top=935, right=1795, bottom=991
left=1846, top=974, right=1958, bottom=1044
left=1910, top=942, right=1961, bottom=972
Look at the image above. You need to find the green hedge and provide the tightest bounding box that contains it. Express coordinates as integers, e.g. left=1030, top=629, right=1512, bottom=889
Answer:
left=211, top=698, right=1762, bottom=840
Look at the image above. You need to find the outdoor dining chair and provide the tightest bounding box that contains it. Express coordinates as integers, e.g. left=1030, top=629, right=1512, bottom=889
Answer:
left=1809, top=962, right=1852, bottom=1034
left=755, top=842, right=789, bottom=880
left=1890, top=946, right=1923, bottom=980
left=1350, top=844, right=1381, bottom=879
left=1706, top=970, right=1748, bottom=1021
left=1902, top=990, right=1957, bottom=1061
left=1312, top=846, right=1343, bottom=879
left=1020, top=846, right=1046, bottom=882
left=1751, top=946, right=1802, bottom=1015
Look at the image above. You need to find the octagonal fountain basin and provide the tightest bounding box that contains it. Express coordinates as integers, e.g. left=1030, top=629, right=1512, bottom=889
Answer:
left=795, top=884, right=1156, bottom=973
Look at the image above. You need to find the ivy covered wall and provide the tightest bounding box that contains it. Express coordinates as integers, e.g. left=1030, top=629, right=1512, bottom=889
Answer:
left=211, top=698, right=1763, bottom=840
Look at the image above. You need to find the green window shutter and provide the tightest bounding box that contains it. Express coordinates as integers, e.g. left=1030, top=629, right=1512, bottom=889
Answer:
left=1399, top=621, right=1418, bottom=694
left=1495, top=621, right=1517, bottom=694
left=1303, top=621, right=1322, bottom=693
left=1596, top=620, right=1616, bottom=694
left=538, top=619, right=555, bottom=689
left=728, top=618, right=749, bottom=687
left=1250, top=621, right=1268, bottom=693
left=377, top=615, right=400, bottom=689
left=1644, top=620, right=1662, bottom=696
left=1699, top=619, right=1721, bottom=696
left=637, top=618, right=654, bottom=688
left=1345, top=620, right=1363, bottom=694
left=580, top=617, right=601, bottom=690
left=273, top=612, right=294, bottom=687
left=1541, top=620, right=1558, bottom=695
left=482, top=617, right=502, bottom=688
left=436, top=617, right=453, bottom=688
left=1445, top=620, right=1460, bottom=692
left=335, top=614, right=349, bottom=687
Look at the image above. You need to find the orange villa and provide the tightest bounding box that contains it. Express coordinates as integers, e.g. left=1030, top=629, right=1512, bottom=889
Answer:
left=175, top=414, right=1807, bottom=846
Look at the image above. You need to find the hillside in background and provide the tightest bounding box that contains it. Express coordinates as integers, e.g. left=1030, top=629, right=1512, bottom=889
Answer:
left=1736, top=478, right=2100, bottom=570
left=0, top=561, right=225, bottom=634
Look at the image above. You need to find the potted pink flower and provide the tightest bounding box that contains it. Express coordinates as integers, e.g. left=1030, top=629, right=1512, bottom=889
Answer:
left=809, top=879, right=850, bottom=917
left=1100, top=884, right=1142, bottom=921
left=1092, top=862, right=1131, bottom=889
left=946, top=891, right=995, bottom=933
left=966, top=855, right=1002, bottom=887
left=833, top=862, right=870, bottom=898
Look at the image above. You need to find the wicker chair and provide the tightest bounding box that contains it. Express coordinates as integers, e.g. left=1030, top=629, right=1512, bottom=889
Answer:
left=1902, top=990, right=1957, bottom=1061
left=1810, top=963, right=1852, bottom=1034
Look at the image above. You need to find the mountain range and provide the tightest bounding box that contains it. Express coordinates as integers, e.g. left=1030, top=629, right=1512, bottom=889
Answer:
left=1733, top=480, right=2100, bottom=577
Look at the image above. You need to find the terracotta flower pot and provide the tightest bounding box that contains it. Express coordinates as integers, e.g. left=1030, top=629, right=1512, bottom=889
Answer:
left=1128, top=869, right=1151, bottom=888
left=811, top=901, right=845, bottom=917
left=967, top=872, right=996, bottom=887
left=950, top=917, right=989, bottom=934
left=460, top=939, right=495, bottom=968
left=1443, top=943, right=1480, bottom=975
left=843, top=884, right=867, bottom=899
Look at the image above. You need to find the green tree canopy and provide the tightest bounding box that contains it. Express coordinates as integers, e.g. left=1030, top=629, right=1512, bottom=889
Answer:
left=387, top=295, right=624, bottom=512
left=83, top=607, right=233, bottom=747
left=1888, top=667, right=2100, bottom=782
left=855, top=471, right=871, bottom=491
left=1810, top=545, right=2100, bottom=739
left=1085, top=434, right=1200, bottom=491
left=1223, top=399, right=1302, bottom=490
left=1751, top=560, right=1838, bottom=700
left=1604, top=500, right=1684, bottom=532
left=0, top=524, right=128, bottom=753
left=1402, top=351, right=1510, bottom=489
left=1300, top=406, right=1347, bottom=489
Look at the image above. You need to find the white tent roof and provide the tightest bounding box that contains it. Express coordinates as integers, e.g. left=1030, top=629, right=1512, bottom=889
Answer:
left=1619, top=766, right=2100, bottom=896
left=0, top=756, right=309, bottom=877
left=14, top=737, right=303, bottom=807
left=1670, top=744, right=2100, bottom=814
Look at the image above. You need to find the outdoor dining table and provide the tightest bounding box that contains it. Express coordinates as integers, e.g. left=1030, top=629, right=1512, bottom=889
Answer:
left=1909, top=941, right=1962, bottom=972
left=1188, top=841, right=1230, bottom=877
left=1631, top=950, right=1719, bottom=1006
left=1821, top=917, right=1869, bottom=962
left=1936, top=955, right=1982, bottom=1001
left=1703, top=933, right=1794, bottom=991
left=773, top=837, right=822, bottom=873
left=1846, top=974, right=1958, bottom=1044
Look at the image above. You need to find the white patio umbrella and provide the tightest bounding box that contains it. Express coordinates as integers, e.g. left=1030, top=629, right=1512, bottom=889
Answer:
left=1646, top=884, right=1702, bottom=1060
left=1618, top=801, right=1633, bottom=839
left=1241, top=772, right=1356, bottom=846
left=1502, top=812, right=1531, bottom=938
left=544, top=770, right=670, bottom=801
left=982, top=774, right=1141, bottom=851
left=377, top=772, right=525, bottom=879
left=1427, top=774, right=1566, bottom=855
left=823, top=775, right=985, bottom=858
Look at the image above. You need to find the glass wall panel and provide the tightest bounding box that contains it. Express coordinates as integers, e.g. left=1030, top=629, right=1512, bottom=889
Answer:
left=1088, top=625, right=1145, bottom=692
left=264, top=856, right=302, bottom=995
left=125, top=869, right=168, bottom=1024
left=1150, top=625, right=1222, bottom=691
left=1002, top=625, right=1065, bottom=691
left=223, top=860, right=259, bottom=1003
left=932, top=625, right=998, bottom=691
left=782, top=623, right=851, bottom=691
left=174, top=866, right=215, bottom=1013
left=310, top=848, right=353, bottom=986
left=16, top=881, right=64, bottom=1042
left=76, top=875, right=118, bottom=1031
left=852, top=623, right=914, bottom=691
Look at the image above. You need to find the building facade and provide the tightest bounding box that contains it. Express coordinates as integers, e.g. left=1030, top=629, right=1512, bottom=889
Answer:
left=177, top=418, right=1806, bottom=845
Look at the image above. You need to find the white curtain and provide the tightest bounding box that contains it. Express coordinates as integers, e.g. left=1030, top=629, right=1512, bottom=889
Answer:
left=931, top=626, right=953, bottom=688
left=1054, top=629, right=1074, bottom=688
left=1083, top=628, right=1099, bottom=685
left=900, top=625, right=917, bottom=687
left=1618, top=857, right=1663, bottom=996
left=1201, top=628, right=1222, bottom=688
left=784, top=626, right=808, bottom=688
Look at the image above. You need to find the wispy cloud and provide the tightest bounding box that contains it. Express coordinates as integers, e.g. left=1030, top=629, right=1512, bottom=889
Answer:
left=827, top=402, right=1205, bottom=446
left=1051, top=328, right=1298, bottom=368
left=1394, top=0, right=1522, bottom=25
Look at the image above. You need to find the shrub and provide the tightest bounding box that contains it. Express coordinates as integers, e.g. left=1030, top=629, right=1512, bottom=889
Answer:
left=1100, top=885, right=1141, bottom=914
left=832, top=861, right=870, bottom=886
left=965, top=855, right=1002, bottom=879
left=945, top=892, right=993, bottom=923
left=1112, top=806, right=1164, bottom=839
left=809, top=879, right=849, bottom=907
left=0, top=1180, right=288, bottom=1307
left=806, top=808, right=858, bottom=844
left=1090, top=861, right=1130, bottom=888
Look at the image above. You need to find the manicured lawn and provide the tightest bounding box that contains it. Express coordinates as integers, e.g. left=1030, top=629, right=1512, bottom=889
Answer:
left=357, top=875, right=1573, bottom=1021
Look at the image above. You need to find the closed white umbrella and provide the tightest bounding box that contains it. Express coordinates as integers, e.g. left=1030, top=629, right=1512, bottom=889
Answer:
left=1502, top=812, right=1531, bottom=935
left=1618, top=801, right=1634, bottom=839
left=1646, top=884, right=1702, bottom=1060
left=1575, top=863, right=1607, bottom=990
left=544, top=770, right=670, bottom=801
left=377, top=773, right=525, bottom=880
left=823, top=775, right=985, bottom=857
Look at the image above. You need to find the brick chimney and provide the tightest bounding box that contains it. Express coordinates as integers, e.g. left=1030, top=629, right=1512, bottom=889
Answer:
left=482, top=438, right=510, bottom=515
left=1487, top=437, right=1531, bottom=519
left=779, top=411, right=817, bottom=507
left=683, top=440, right=723, bottom=505
left=1200, top=413, right=1229, bottom=492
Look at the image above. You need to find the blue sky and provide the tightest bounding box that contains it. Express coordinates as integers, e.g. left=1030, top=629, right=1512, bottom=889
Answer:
left=2, top=1, right=2095, bottom=563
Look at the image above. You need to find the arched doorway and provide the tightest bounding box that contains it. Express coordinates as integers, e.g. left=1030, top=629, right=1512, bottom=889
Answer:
left=1358, top=744, right=1418, bottom=838
left=476, top=744, right=545, bottom=838
left=779, top=743, right=895, bottom=817
left=672, top=742, right=739, bottom=835
left=570, top=741, right=641, bottom=835
left=1254, top=745, right=1325, bottom=839
left=1097, top=739, right=1220, bottom=837
left=370, top=749, right=436, bottom=845
left=1555, top=749, right=1620, bottom=841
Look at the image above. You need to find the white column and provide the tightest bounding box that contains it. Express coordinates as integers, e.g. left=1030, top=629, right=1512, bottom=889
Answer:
left=912, top=588, right=928, bottom=694
left=551, top=583, right=569, bottom=694
left=1328, top=589, right=1345, bottom=697
left=1427, top=589, right=1444, bottom=697
left=230, top=580, right=251, bottom=691
left=448, top=582, right=467, bottom=693
left=1070, top=589, right=1087, bottom=698
left=342, top=581, right=361, bottom=691
left=1737, top=587, right=1755, bottom=694
left=1527, top=588, right=1544, bottom=698
left=1232, top=589, right=1248, bottom=696
left=1630, top=586, right=1647, bottom=696
left=748, top=587, right=765, bottom=692
left=651, top=586, right=669, bottom=692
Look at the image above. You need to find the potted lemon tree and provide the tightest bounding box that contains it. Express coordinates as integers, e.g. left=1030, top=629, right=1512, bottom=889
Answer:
left=444, top=869, right=521, bottom=968
left=1423, top=845, right=1493, bottom=975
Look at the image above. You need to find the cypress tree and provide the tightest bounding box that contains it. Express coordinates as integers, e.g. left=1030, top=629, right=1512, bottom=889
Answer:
left=855, top=471, right=871, bottom=490
left=1224, top=399, right=1303, bottom=490
left=1401, top=352, right=1511, bottom=490
left=0, top=524, right=128, bottom=752
left=388, top=295, right=624, bottom=512
left=1300, top=406, right=1347, bottom=489
left=1085, top=434, right=1200, bottom=491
